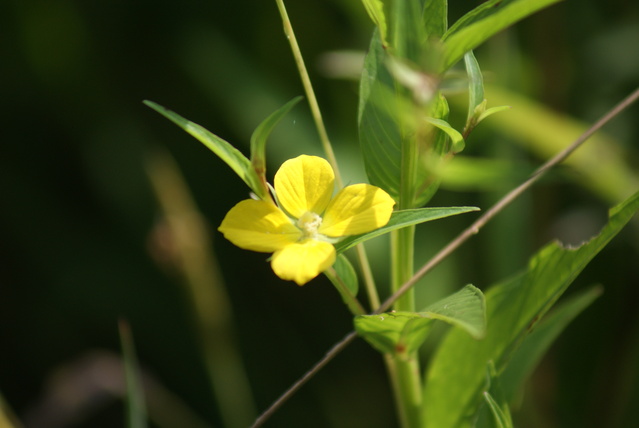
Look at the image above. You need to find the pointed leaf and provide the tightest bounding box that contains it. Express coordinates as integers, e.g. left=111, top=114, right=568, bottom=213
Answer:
left=423, top=191, right=639, bottom=428
left=441, top=0, right=565, bottom=71
left=144, top=100, right=266, bottom=198
left=361, top=0, right=388, bottom=47
left=250, top=96, right=303, bottom=189
left=464, top=50, right=484, bottom=124
left=476, top=105, right=511, bottom=124
left=119, top=320, right=147, bottom=428
left=334, top=206, right=479, bottom=253
left=422, top=0, right=448, bottom=39
left=483, top=392, right=512, bottom=428
left=424, top=117, right=465, bottom=153
left=499, top=285, right=602, bottom=400
left=355, top=285, right=486, bottom=355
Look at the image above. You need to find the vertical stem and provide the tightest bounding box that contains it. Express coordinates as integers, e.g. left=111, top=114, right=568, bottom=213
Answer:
left=275, top=0, right=380, bottom=311
left=274, top=0, right=342, bottom=187
left=386, top=102, right=422, bottom=427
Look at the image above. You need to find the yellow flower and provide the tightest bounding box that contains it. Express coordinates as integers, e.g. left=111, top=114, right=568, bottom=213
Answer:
left=218, top=155, right=395, bottom=285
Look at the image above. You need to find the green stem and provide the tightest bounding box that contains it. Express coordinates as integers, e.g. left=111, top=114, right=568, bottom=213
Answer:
left=274, top=0, right=342, bottom=187
left=275, top=0, right=380, bottom=311
left=325, top=267, right=366, bottom=316
left=387, top=75, right=422, bottom=427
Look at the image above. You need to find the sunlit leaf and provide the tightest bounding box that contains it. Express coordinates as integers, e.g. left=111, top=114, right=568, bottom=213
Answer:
left=441, top=0, right=565, bottom=71
left=423, top=191, right=639, bottom=428
left=422, top=0, right=448, bottom=39
left=334, top=206, right=479, bottom=253
left=360, top=0, right=388, bottom=46
left=425, top=117, right=465, bottom=153
left=355, top=285, right=486, bottom=355
left=144, top=100, right=266, bottom=199
left=250, top=96, right=303, bottom=193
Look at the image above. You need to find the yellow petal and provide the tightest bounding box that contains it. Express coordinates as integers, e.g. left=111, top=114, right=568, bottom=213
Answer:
left=271, top=240, right=336, bottom=285
left=218, top=199, right=301, bottom=252
left=274, top=155, right=335, bottom=218
left=319, top=183, right=395, bottom=237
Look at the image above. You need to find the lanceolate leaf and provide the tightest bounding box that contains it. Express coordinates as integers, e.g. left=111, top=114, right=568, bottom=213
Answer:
left=334, top=206, right=479, bottom=253
left=355, top=285, right=486, bottom=355
left=359, top=31, right=403, bottom=200
left=423, top=190, right=639, bottom=428
left=119, top=320, right=147, bottom=428
left=440, top=0, right=565, bottom=71
left=422, top=0, right=448, bottom=39
left=144, top=100, right=266, bottom=198
left=360, top=0, right=388, bottom=47
left=424, top=117, right=465, bottom=153
left=250, top=96, right=303, bottom=194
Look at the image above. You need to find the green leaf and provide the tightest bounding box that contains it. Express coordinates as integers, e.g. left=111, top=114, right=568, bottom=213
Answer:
left=440, top=0, right=565, bottom=71
left=483, top=392, right=512, bottom=428
left=355, top=285, right=486, bottom=355
left=422, top=191, right=639, bottom=428
left=358, top=31, right=403, bottom=200
left=119, top=320, right=147, bottom=428
left=144, top=100, right=266, bottom=199
left=422, top=284, right=487, bottom=340
left=422, top=0, right=448, bottom=39
left=424, top=117, right=465, bottom=153
left=360, top=0, right=388, bottom=47
left=334, top=206, right=479, bottom=253
left=249, top=96, right=303, bottom=195
left=475, top=287, right=600, bottom=428
left=480, top=362, right=514, bottom=428
left=499, top=285, right=602, bottom=400
left=476, top=105, right=511, bottom=124
left=464, top=50, right=484, bottom=125
left=324, top=255, right=364, bottom=315
left=478, top=86, right=639, bottom=203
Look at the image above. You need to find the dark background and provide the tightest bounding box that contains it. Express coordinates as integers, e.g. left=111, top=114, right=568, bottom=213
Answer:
left=2, top=0, right=639, bottom=427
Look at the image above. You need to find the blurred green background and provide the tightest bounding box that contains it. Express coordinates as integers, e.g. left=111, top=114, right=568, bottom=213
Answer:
left=1, top=0, right=638, bottom=427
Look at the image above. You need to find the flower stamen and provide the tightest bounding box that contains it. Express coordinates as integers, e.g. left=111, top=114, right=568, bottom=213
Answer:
left=296, top=211, right=323, bottom=239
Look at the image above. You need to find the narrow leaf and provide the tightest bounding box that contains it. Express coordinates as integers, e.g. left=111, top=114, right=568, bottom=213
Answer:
left=250, top=96, right=303, bottom=189
left=464, top=50, right=484, bottom=124
left=355, top=285, right=486, bottom=355
left=424, top=117, right=465, bottom=153
left=483, top=392, right=511, bottom=428
left=119, top=320, right=147, bottom=428
left=441, top=0, right=565, bottom=71
left=334, top=206, right=479, bottom=253
left=476, top=105, right=511, bottom=124
left=361, top=0, right=388, bottom=46
left=422, top=0, right=448, bottom=39
left=144, top=100, right=265, bottom=198
left=423, top=191, right=639, bottom=428
left=499, top=285, right=602, bottom=400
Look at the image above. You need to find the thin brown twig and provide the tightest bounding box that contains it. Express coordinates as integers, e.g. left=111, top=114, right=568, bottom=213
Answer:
left=250, top=87, right=639, bottom=428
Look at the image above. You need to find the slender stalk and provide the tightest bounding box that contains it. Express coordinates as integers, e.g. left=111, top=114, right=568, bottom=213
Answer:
left=355, top=244, right=381, bottom=310
left=250, top=87, right=639, bottom=428
left=274, top=0, right=341, bottom=187
left=274, top=0, right=380, bottom=312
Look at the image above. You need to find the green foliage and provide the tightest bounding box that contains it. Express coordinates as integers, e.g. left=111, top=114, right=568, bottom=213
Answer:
left=324, top=254, right=363, bottom=315
left=250, top=96, right=303, bottom=191
left=422, top=190, right=639, bottom=428
left=355, top=284, right=486, bottom=355
left=440, top=0, right=565, bottom=71
left=144, top=98, right=302, bottom=201
left=334, top=206, right=479, bottom=253
left=119, top=321, right=147, bottom=428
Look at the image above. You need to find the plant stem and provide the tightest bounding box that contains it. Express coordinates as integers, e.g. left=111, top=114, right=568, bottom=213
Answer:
left=275, top=0, right=380, bottom=311
left=250, top=87, right=639, bottom=428
left=274, top=0, right=341, bottom=187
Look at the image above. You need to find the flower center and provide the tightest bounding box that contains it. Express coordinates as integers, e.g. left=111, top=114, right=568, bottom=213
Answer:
left=296, top=211, right=323, bottom=239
